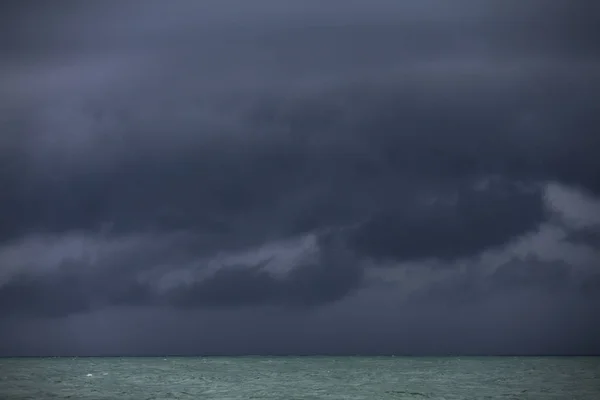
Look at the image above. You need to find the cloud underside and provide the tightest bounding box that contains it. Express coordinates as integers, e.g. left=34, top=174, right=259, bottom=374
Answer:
left=0, top=0, right=599, bottom=321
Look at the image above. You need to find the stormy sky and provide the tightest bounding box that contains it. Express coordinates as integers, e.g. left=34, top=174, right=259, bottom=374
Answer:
left=0, top=0, right=599, bottom=356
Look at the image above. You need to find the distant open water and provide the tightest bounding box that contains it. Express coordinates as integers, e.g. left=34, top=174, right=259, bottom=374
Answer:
left=0, top=356, right=598, bottom=399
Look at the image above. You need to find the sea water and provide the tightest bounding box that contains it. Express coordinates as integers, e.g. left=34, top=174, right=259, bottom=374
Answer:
left=0, top=356, right=598, bottom=399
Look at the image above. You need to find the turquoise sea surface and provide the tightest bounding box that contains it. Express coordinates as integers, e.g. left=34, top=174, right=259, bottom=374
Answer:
left=0, top=356, right=598, bottom=399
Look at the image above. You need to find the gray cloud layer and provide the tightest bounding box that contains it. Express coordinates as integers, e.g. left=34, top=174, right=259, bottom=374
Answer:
left=0, top=0, right=599, bottom=354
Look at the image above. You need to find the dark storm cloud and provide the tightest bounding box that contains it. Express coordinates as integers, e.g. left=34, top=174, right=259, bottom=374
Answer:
left=348, top=180, right=545, bottom=262
left=0, top=0, right=599, bottom=333
left=566, top=227, right=600, bottom=248
left=2, top=73, right=596, bottom=243
left=172, top=233, right=362, bottom=309
left=0, top=231, right=361, bottom=317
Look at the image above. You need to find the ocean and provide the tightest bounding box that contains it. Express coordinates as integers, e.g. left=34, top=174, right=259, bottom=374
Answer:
left=0, top=356, right=598, bottom=399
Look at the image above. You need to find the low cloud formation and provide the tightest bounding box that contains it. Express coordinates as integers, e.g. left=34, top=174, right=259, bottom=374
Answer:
left=0, top=0, right=599, bottom=354
left=0, top=230, right=363, bottom=317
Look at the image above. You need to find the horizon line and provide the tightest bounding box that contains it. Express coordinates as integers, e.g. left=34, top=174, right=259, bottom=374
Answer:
left=2, top=354, right=599, bottom=359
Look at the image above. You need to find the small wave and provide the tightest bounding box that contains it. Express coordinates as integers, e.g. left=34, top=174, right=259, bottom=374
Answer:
left=385, top=389, right=429, bottom=397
